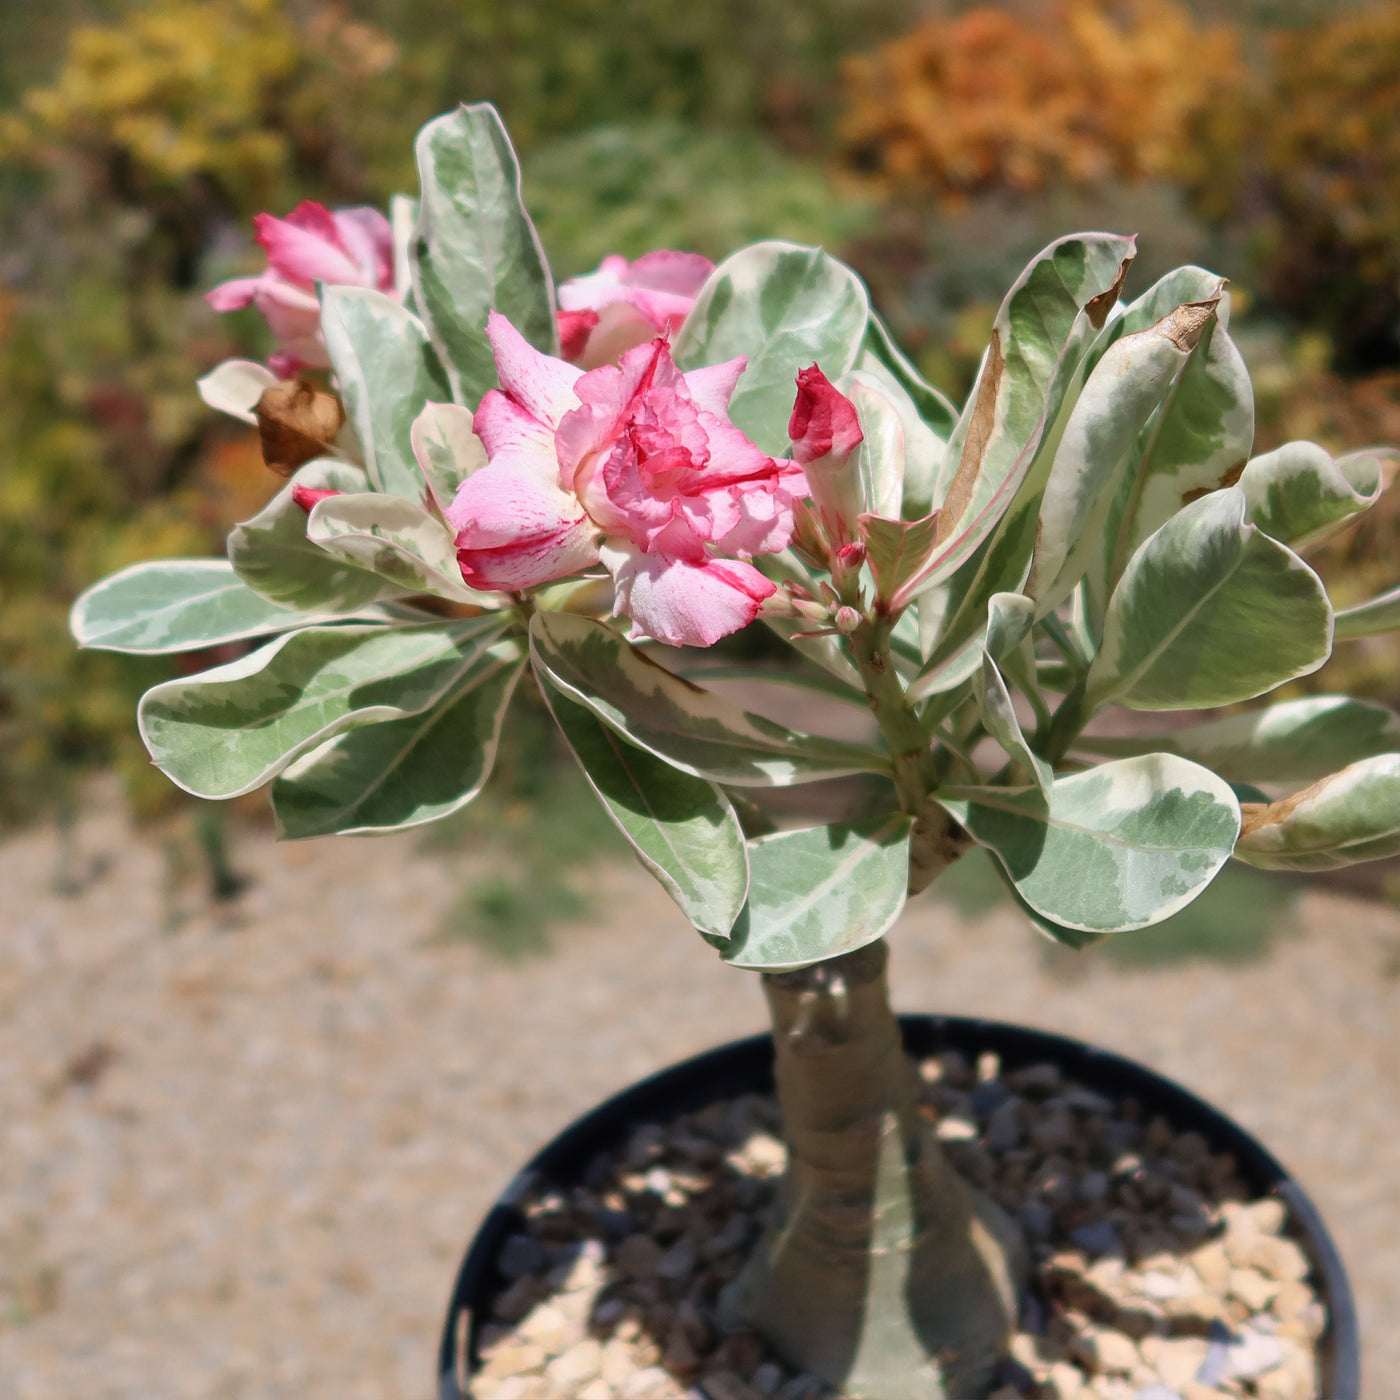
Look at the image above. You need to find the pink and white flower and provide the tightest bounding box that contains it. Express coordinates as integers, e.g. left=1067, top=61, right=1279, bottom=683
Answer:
left=443, top=312, right=808, bottom=648
left=556, top=251, right=714, bottom=370
left=206, top=202, right=394, bottom=376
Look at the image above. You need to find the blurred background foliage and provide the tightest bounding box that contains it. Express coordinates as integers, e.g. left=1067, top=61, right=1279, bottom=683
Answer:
left=1, top=0, right=1398, bottom=836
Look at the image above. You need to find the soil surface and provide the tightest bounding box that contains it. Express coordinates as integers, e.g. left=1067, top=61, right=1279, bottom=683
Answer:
left=1, top=783, right=1397, bottom=1400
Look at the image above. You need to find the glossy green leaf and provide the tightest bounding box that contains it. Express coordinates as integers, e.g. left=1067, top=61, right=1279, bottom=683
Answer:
left=672, top=241, right=869, bottom=454
left=412, top=103, right=557, bottom=404
left=196, top=358, right=276, bottom=425
left=1240, top=440, right=1384, bottom=551
left=320, top=286, right=449, bottom=500
left=1086, top=487, right=1332, bottom=711
left=1334, top=581, right=1400, bottom=639
left=1235, top=755, right=1400, bottom=871
left=410, top=401, right=486, bottom=513
left=975, top=593, right=1052, bottom=796
left=540, top=677, right=750, bottom=939
left=529, top=612, right=888, bottom=786
left=937, top=754, right=1240, bottom=936
left=71, top=559, right=331, bottom=654
left=305, top=492, right=496, bottom=605
left=720, top=815, right=913, bottom=970
left=228, top=460, right=401, bottom=613
left=270, top=639, right=523, bottom=837
left=138, top=617, right=503, bottom=799
left=1073, top=695, right=1400, bottom=786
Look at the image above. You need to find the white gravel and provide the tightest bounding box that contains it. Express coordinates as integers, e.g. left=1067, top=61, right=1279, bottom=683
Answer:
left=1, top=782, right=1396, bottom=1400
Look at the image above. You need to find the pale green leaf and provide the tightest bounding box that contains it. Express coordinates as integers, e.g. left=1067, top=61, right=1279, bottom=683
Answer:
left=672, top=241, right=869, bottom=454
left=228, top=460, right=402, bottom=613
left=1335, top=581, right=1400, bottom=639
left=1235, top=755, right=1400, bottom=871
left=1240, top=440, right=1384, bottom=551
left=975, top=593, right=1052, bottom=796
left=71, top=559, right=335, bottom=654
left=138, top=617, right=503, bottom=799
left=320, top=286, right=449, bottom=500
left=411, top=104, right=556, bottom=404
left=1073, top=695, right=1400, bottom=786
left=540, top=677, right=749, bottom=939
left=847, top=376, right=906, bottom=520
left=937, top=754, right=1240, bottom=936
left=1086, top=487, right=1332, bottom=711
left=410, top=401, right=486, bottom=514
left=720, top=815, right=913, bottom=970
left=529, top=612, right=889, bottom=786
left=845, top=355, right=950, bottom=521
left=270, top=640, right=523, bottom=837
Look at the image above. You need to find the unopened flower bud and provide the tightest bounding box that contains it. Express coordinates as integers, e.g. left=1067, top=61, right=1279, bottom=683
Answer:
left=833, top=605, right=861, bottom=634
left=788, top=365, right=864, bottom=547
left=291, top=484, right=342, bottom=513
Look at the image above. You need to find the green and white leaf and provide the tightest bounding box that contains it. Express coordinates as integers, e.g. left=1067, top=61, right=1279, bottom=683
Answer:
left=306, top=492, right=500, bottom=605
left=196, top=358, right=277, bottom=425
left=1240, top=440, right=1384, bottom=552
left=1086, top=487, right=1333, bottom=711
left=843, top=359, right=949, bottom=522
left=846, top=376, right=906, bottom=520
left=411, top=103, right=557, bottom=404
left=529, top=612, right=888, bottom=786
left=71, top=558, right=349, bottom=654
left=1334, top=581, right=1400, bottom=639
left=138, top=617, right=503, bottom=799
left=937, top=754, right=1240, bottom=936
left=410, top=401, right=486, bottom=513
left=719, top=815, right=913, bottom=970
left=673, top=241, right=869, bottom=454
left=975, top=593, right=1052, bottom=796
left=320, top=286, right=449, bottom=500
left=861, top=309, right=959, bottom=443
left=1234, top=755, right=1400, bottom=871
left=389, top=192, right=418, bottom=304
left=540, top=677, right=750, bottom=939
left=271, top=638, right=523, bottom=837
left=228, top=460, right=403, bottom=613
left=1073, top=695, right=1400, bottom=786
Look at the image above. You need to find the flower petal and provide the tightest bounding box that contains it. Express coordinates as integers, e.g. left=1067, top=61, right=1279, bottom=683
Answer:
left=472, top=388, right=557, bottom=461
left=486, top=311, right=582, bottom=426
left=205, top=276, right=264, bottom=312
left=604, top=544, right=774, bottom=648
left=254, top=209, right=362, bottom=287
left=682, top=357, right=747, bottom=418
left=557, top=309, right=600, bottom=362
left=625, top=250, right=715, bottom=297
left=332, top=206, right=394, bottom=290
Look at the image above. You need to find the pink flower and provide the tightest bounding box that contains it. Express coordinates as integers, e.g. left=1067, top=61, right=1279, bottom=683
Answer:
left=444, top=313, right=808, bottom=648
left=206, top=202, right=394, bottom=376
left=556, top=251, right=714, bottom=370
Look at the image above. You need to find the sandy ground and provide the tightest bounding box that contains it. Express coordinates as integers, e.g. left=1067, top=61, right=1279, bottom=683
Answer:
left=1, top=786, right=1397, bottom=1400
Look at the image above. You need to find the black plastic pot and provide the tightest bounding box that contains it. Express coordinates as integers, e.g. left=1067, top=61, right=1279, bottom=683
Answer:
left=438, top=1015, right=1360, bottom=1400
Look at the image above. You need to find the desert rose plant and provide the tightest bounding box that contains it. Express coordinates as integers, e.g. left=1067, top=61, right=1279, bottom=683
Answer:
left=71, top=104, right=1400, bottom=1399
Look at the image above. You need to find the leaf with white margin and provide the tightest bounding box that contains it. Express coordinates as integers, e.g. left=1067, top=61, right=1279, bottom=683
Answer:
left=1240, top=440, right=1385, bottom=552
left=975, top=593, right=1052, bottom=797
left=1085, top=487, right=1332, bottom=712
left=529, top=612, right=889, bottom=787
left=540, top=676, right=749, bottom=939
left=1334, top=581, right=1400, bottom=639
left=270, top=638, right=523, bottom=837
left=861, top=310, right=959, bottom=441
left=1073, top=695, right=1400, bottom=786
left=845, top=355, right=950, bottom=521
left=673, top=241, right=869, bottom=454
left=389, top=193, right=418, bottom=304
left=320, top=285, right=449, bottom=500
left=138, top=616, right=504, bottom=799
left=719, top=815, right=913, bottom=970
left=845, top=376, right=906, bottom=520
left=305, top=492, right=500, bottom=606
left=937, top=754, right=1240, bottom=936
left=412, top=104, right=557, bottom=405
left=410, top=401, right=487, bottom=514
left=1235, top=754, right=1400, bottom=871
left=228, top=459, right=405, bottom=613
left=1025, top=296, right=1222, bottom=617
left=71, top=558, right=345, bottom=654
left=196, top=359, right=277, bottom=424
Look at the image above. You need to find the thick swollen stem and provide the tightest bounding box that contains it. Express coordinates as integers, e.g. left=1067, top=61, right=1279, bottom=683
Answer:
left=722, top=942, right=1026, bottom=1398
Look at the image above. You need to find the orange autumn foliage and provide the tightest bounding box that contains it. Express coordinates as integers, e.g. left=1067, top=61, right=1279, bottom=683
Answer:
left=841, top=0, right=1244, bottom=200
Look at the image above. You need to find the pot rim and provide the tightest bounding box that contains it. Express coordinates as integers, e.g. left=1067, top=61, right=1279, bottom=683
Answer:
left=438, top=1014, right=1359, bottom=1400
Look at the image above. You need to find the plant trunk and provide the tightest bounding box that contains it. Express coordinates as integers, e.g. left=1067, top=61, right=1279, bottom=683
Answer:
left=722, top=941, right=1025, bottom=1399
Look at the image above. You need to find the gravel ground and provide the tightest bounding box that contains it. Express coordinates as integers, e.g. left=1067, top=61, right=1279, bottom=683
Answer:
left=1, top=784, right=1397, bottom=1400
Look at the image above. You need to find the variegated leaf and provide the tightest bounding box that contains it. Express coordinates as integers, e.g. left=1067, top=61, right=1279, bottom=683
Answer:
left=974, top=593, right=1051, bottom=796
left=937, top=754, right=1240, bottom=936
left=411, top=104, right=557, bottom=404
left=720, top=815, right=913, bottom=970
left=672, top=242, right=869, bottom=454
left=1235, top=755, right=1400, bottom=871
left=1334, top=581, right=1400, bottom=639
left=1240, top=440, right=1385, bottom=552
left=540, top=677, right=750, bottom=939
left=410, top=401, right=486, bottom=514
left=1086, top=487, right=1332, bottom=711
left=529, top=612, right=888, bottom=786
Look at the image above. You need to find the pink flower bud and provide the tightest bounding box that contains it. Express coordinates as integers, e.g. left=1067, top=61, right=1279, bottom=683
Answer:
left=833, top=606, right=861, bottom=634
left=788, top=366, right=863, bottom=467
left=291, top=485, right=342, bottom=513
